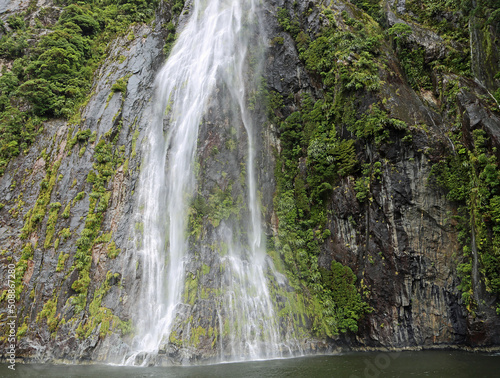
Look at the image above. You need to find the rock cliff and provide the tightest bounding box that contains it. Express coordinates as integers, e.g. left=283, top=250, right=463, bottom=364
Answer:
left=0, top=0, right=499, bottom=364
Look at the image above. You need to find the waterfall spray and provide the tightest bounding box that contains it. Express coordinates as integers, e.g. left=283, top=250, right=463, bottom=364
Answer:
left=125, top=0, right=300, bottom=365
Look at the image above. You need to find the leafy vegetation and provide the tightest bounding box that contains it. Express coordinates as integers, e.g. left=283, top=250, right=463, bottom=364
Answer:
left=404, top=0, right=471, bottom=41
left=431, top=129, right=500, bottom=314
left=272, top=7, right=387, bottom=336
left=351, top=0, right=383, bottom=22
left=272, top=93, right=371, bottom=335
left=0, top=0, right=159, bottom=175
left=272, top=0, right=499, bottom=335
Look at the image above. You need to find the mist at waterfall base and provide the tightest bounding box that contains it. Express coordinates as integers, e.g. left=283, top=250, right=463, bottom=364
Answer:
left=3, top=351, right=500, bottom=377
left=123, top=0, right=299, bottom=365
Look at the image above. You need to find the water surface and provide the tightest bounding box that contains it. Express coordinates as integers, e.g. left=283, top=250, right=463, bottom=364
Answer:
left=2, top=351, right=500, bottom=377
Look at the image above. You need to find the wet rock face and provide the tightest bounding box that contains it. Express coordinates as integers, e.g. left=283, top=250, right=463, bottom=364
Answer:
left=263, top=0, right=500, bottom=350
left=470, top=19, right=500, bottom=93
left=1, top=0, right=499, bottom=364
left=342, top=152, right=467, bottom=347
left=0, top=8, right=169, bottom=359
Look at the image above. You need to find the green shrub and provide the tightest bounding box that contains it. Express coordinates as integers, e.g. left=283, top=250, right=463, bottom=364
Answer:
left=320, top=261, right=371, bottom=333
left=111, top=76, right=129, bottom=93
left=0, top=0, right=161, bottom=176
left=7, top=14, right=26, bottom=31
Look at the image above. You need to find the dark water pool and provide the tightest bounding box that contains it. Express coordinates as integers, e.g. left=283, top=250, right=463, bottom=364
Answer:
left=1, top=350, right=500, bottom=377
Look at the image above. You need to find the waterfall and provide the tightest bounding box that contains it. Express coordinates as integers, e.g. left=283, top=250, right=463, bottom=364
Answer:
left=124, top=0, right=300, bottom=365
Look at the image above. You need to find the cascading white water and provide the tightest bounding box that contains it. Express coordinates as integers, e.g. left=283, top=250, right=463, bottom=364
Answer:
left=126, top=0, right=300, bottom=365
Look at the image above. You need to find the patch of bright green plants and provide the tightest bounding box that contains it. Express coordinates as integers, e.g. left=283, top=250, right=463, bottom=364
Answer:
left=0, top=0, right=160, bottom=175
left=75, top=271, right=132, bottom=339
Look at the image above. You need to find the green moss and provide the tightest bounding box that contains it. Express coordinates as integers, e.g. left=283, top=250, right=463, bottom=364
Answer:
left=271, top=35, right=284, bottom=46
left=74, top=191, right=86, bottom=203
left=207, top=184, right=238, bottom=228
left=20, top=160, right=61, bottom=239
left=68, top=132, right=126, bottom=311
left=135, top=222, right=144, bottom=234
left=355, top=162, right=382, bottom=202
left=187, top=195, right=207, bottom=239
left=60, top=227, right=71, bottom=241
left=37, top=296, right=59, bottom=333
left=71, top=269, right=90, bottom=294
left=277, top=7, right=301, bottom=38
left=11, top=243, right=34, bottom=300
left=95, top=231, right=112, bottom=244
left=56, top=252, right=70, bottom=273
left=61, top=203, right=71, bottom=219
left=201, top=263, right=210, bottom=275
left=76, top=271, right=131, bottom=339
left=44, top=202, right=62, bottom=248
left=190, top=325, right=207, bottom=348
left=131, top=128, right=140, bottom=159
left=163, top=21, right=178, bottom=57
left=68, top=129, right=92, bottom=151
left=223, top=318, right=230, bottom=337
left=110, top=73, right=132, bottom=94
left=184, top=273, right=198, bottom=306
left=17, top=322, right=28, bottom=337
left=169, top=330, right=182, bottom=346
left=123, top=158, right=129, bottom=174
left=107, top=240, right=120, bottom=259
left=172, top=0, right=185, bottom=15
